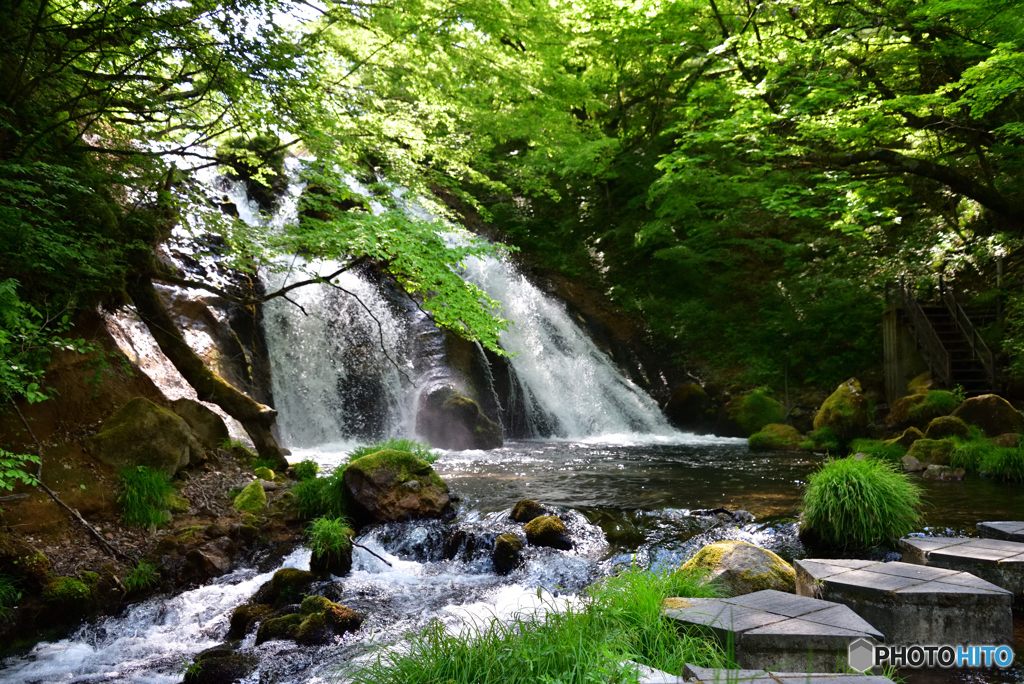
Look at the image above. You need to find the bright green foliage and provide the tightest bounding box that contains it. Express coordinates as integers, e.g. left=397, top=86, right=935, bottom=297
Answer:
left=847, top=439, right=906, bottom=463
left=0, top=448, right=39, bottom=496
left=0, top=574, right=21, bottom=615
left=349, top=438, right=437, bottom=465
left=124, top=560, right=160, bottom=593
left=349, top=566, right=726, bottom=684
left=292, top=466, right=350, bottom=520
left=980, top=446, right=1024, bottom=482
left=306, top=517, right=353, bottom=557
left=909, top=390, right=964, bottom=420
left=950, top=435, right=996, bottom=473
left=293, top=460, right=320, bottom=481
left=117, top=467, right=176, bottom=527
left=728, top=389, right=785, bottom=436
left=801, top=427, right=842, bottom=454
left=801, top=458, right=922, bottom=551
left=42, top=577, right=93, bottom=611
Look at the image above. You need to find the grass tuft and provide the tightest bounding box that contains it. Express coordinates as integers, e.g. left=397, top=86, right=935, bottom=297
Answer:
left=349, top=438, right=437, bottom=464
left=801, top=426, right=841, bottom=453
left=0, top=574, right=20, bottom=615
left=124, top=559, right=160, bottom=592
left=801, top=457, right=922, bottom=551
left=307, top=516, right=353, bottom=556
left=348, top=566, right=726, bottom=684
left=117, top=466, right=176, bottom=527
left=293, top=459, right=320, bottom=481
left=292, top=465, right=349, bottom=520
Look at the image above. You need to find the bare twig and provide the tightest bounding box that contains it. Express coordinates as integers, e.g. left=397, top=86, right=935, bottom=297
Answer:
left=351, top=539, right=392, bottom=567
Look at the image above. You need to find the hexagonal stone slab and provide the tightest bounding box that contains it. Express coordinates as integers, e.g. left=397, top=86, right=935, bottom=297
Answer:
left=794, top=559, right=1012, bottom=646
left=978, top=521, right=1024, bottom=543
left=662, top=590, right=882, bottom=673
left=899, top=536, right=1024, bottom=598
left=682, top=665, right=893, bottom=684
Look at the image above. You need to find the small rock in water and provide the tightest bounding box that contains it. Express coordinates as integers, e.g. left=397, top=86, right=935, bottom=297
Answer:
left=492, top=533, right=524, bottom=575
left=524, top=515, right=572, bottom=550
left=682, top=540, right=796, bottom=596
left=510, top=498, right=546, bottom=523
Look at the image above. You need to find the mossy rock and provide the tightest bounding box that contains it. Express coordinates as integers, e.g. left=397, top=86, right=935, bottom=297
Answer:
left=724, top=390, right=785, bottom=437
left=748, top=424, right=804, bottom=452
left=906, top=438, right=955, bottom=466
left=885, top=427, right=924, bottom=450
left=888, top=390, right=958, bottom=429
left=42, top=576, right=94, bottom=614
left=493, top=533, right=524, bottom=575
left=0, top=528, right=50, bottom=590
left=663, top=383, right=711, bottom=431
left=907, top=371, right=936, bottom=394
left=254, top=466, right=275, bottom=481
left=510, top=499, right=546, bottom=523
left=227, top=603, right=275, bottom=639
left=255, top=613, right=303, bottom=644
left=250, top=568, right=316, bottom=607
left=524, top=515, right=572, bottom=550
left=184, top=646, right=258, bottom=684
left=233, top=481, right=267, bottom=513
left=310, top=547, right=352, bottom=576
left=952, top=394, right=1024, bottom=436
left=681, top=540, right=796, bottom=596
left=813, top=378, right=869, bottom=441
left=415, top=386, right=502, bottom=450
left=166, top=494, right=191, bottom=514
left=86, top=397, right=192, bottom=475
left=924, top=415, right=971, bottom=440
left=171, top=398, right=230, bottom=450
left=343, top=449, right=451, bottom=524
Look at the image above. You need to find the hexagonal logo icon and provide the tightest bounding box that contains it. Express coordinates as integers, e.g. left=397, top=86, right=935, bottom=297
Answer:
left=848, top=638, right=875, bottom=673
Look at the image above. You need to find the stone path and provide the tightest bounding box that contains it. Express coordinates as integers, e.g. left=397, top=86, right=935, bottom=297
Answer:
left=795, top=559, right=1012, bottom=646
left=899, top=536, right=1024, bottom=597
left=682, top=664, right=893, bottom=684
left=662, top=589, right=882, bottom=673
left=978, top=521, right=1024, bottom=543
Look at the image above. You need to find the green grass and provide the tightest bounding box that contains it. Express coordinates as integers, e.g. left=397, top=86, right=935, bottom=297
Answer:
left=124, top=560, right=160, bottom=592
left=307, top=516, right=353, bottom=556
left=117, top=466, right=176, bottom=527
left=801, top=426, right=841, bottom=453
left=908, top=388, right=964, bottom=420
left=801, top=457, right=922, bottom=551
left=949, top=434, right=995, bottom=473
left=0, top=574, right=21, bottom=615
left=293, top=459, right=320, bottom=481
left=949, top=430, right=1024, bottom=481
left=252, top=457, right=279, bottom=472
left=220, top=438, right=256, bottom=456
left=349, top=438, right=437, bottom=464
left=847, top=438, right=905, bottom=463
left=348, top=566, right=727, bottom=684
left=292, top=465, right=350, bottom=520
left=980, top=446, right=1024, bottom=482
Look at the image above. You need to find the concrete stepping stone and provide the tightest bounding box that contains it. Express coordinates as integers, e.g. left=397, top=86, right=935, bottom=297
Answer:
left=683, top=664, right=892, bottom=684
left=662, top=589, right=882, bottom=673
left=978, top=521, right=1024, bottom=543
left=899, top=536, right=1024, bottom=597
left=794, top=559, right=1012, bottom=646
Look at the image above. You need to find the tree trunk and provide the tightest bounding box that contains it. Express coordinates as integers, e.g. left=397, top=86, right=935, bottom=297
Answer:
left=126, top=272, right=288, bottom=471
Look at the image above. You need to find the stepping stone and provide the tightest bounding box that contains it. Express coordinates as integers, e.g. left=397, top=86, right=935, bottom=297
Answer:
left=662, top=590, right=882, bottom=673
left=794, top=559, right=1012, bottom=646
left=683, top=664, right=893, bottom=684
left=899, top=536, right=1024, bottom=598
left=978, top=521, right=1024, bottom=543
left=624, top=661, right=685, bottom=683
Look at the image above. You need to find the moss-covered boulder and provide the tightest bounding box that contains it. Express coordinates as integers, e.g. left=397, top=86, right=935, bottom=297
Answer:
left=663, top=384, right=711, bottom=432
left=42, top=575, right=95, bottom=615
left=227, top=603, right=276, bottom=639
left=992, top=433, right=1020, bottom=448
left=415, top=386, right=502, bottom=450
left=723, top=390, right=786, bottom=437
left=748, top=424, right=804, bottom=452
left=250, top=568, right=316, bottom=607
left=887, top=390, right=961, bottom=429
left=86, top=397, right=192, bottom=474
left=952, top=394, right=1024, bottom=436
left=254, top=595, right=362, bottom=645
left=183, top=646, right=258, bottom=684
left=813, top=378, right=869, bottom=441
left=924, top=415, right=971, bottom=440
left=0, top=527, right=49, bottom=590
left=171, top=398, right=229, bottom=450
left=510, top=499, right=546, bottom=523
left=255, top=613, right=303, bottom=644
left=310, top=544, right=352, bottom=576
left=233, top=480, right=267, bottom=513
left=906, top=438, right=955, bottom=466
left=524, top=515, right=572, bottom=550
left=253, top=466, right=275, bottom=481
left=907, top=371, right=935, bottom=394
left=493, top=533, right=524, bottom=575
left=885, top=427, right=924, bottom=450
left=343, top=449, right=452, bottom=524
left=682, top=540, right=796, bottom=596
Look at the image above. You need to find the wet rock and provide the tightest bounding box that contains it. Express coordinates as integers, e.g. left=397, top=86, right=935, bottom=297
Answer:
left=251, top=568, right=316, bottom=607
left=42, top=575, right=95, bottom=616
left=227, top=603, right=275, bottom=639
left=992, top=433, right=1020, bottom=448
left=233, top=481, right=266, bottom=513
left=885, top=426, right=924, bottom=449
left=906, top=438, right=954, bottom=466
left=415, top=386, right=503, bottom=450
left=493, top=533, right=524, bottom=575
left=0, top=527, right=50, bottom=590
left=682, top=540, right=796, bottom=596
left=922, top=465, right=966, bottom=481
left=185, top=544, right=231, bottom=579
left=663, top=384, right=711, bottom=432
left=343, top=449, right=452, bottom=524
left=255, top=613, right=303, bottom=644
left=510, top=499, right=546, bottom=523
left=901, top=454, right=925, bottom=472
left=924, top=415, right=971, bottom=440
left=748, top=424, right=804, bottom=452
left=171, top=398, right=230, bottom=450
left=254, top=595, right=362, bottom=645
left=813, top=378, right=869, bottom=441
left=184, top=646, right=258, bottom=684
left=310, top=545, right=352, bottom=576
left=86, top=397, right=191, bottom=474
left=524, top=515, right=572, bottom=550
left=952, top=394, right=1024, bottom=436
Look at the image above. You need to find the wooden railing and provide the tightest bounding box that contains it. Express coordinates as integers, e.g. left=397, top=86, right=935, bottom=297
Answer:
left=939, top=276, right=997, bottom=389
left=889, top=278, right=952, bottom=386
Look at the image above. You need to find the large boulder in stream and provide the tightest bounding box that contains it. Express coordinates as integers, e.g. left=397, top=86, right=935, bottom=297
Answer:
left=952, top=394, right=1024, bottom=436
left=663, top=384, right=711, bottom=432
left=343, top=449, right=452, bottom=524
left=682, top=540, right=796, bottom=596
left=813, top=378, right=869, bottom=442
left=416, top=386, right=502, bottom=450
left=86, top=397, right=192, bottom=474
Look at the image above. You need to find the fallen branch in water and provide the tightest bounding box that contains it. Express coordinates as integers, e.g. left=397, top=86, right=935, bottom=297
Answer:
left=351, top=539, right=392, bottom=567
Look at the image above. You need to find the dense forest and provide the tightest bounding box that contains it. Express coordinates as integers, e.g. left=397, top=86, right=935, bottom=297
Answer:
left=3, top=0, right=1024, bottom=415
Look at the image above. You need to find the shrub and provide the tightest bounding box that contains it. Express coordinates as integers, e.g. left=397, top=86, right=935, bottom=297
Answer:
left=847, top=438, right=905, bottom=463
left=124, top=560, right=160, bottom=592
left=801, top=457, right=922, bottom=550
left=348, top=566, right=725, bottom=684
left=292, top=466, right=349, bottom=520
left=307, top=517, right=353, bottom=557
left=801, top=426, right=841, bottom=453
left=0, top=574, right=20, bottom=615
left=349, top=438, right=437, bottom=464
left=293, top=459, right=320, bottom=481
left=117, top=466, right=176, bottom=527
